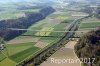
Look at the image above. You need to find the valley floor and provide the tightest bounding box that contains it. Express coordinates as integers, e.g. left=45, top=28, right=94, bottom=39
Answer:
left=40, top=41, right=81, bottom=66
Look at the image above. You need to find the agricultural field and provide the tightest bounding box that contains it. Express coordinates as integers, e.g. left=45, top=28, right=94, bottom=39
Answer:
left=0, top=53, right=6, bottom=62
left=0, top=7, right=75, bottom=65
left=20, top=9, right=40, bottom=13
left=74, top=17, right=100, bottom=37
left=0, top=1, right=81, bottom=65
left=0, top=12, right=26, bottom=20
left=0, top=58, right=16, bottom=66
left=79, top=22, right=100, bottom=28
left=0, top=1, right=90, bottom=64
left=48, top=11, right=71, bottom=19
left=9, top=46, right=40, bottom=63
left=69, top=11, right=89, bottom=20
left=0, top=3, right=41, bottom=20
left=0, top=42, right=41, bottom=66
left=0, top=8, right=41, bottom=20
left=35, top=28, right=54, bottom=36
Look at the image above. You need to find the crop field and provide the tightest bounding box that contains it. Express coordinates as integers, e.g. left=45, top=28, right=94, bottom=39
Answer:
left=0, top=4, right=74, bottom=65
left=35, top=28, right=54, bottom=36
left=7, top=42, right=36, bottom=56
left=15, top=36, right=34, bottom=39
left=0, top=42, right=41, bottom=64
left=56, top=16, right=69, bottom=20
left=79, top=17, right=100, bottom=29
left=39, top=20, right=73, bottom=44
left=74, top=17, right=100, bottom=37
left=9, top=46, right=40, bottom=63
left=68, top=11, right=89, bottom=20
left=48, top=11, right=71, bottom=19
left=23, top=27, right=42, bottom=36
left=0, top=4, right=40, bottom=20
left=0, top=12, right=24, bottom=20
left=0, top=58, right=16, bottom=66
left=53, top=23, right=68, bottom=29
left=0, top=53, right=6, bottom=61
left=0, top=1, right=99, bottom=66
left=82, top=17, right=100, bottom=23
left=14, top=15, right=73, bottom=45
left=0, top=9, right=39, bottom=20
left=20, top=9, right=40, bottom=13
left=79, top=22, right=100, bottom=28
left=1, top=42, right=36, bottom=55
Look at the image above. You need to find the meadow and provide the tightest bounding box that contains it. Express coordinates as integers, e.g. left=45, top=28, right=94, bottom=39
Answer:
left=0, top=6, right=73, bottom=66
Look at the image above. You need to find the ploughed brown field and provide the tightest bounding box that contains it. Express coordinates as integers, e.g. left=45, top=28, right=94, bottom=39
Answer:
left=40, top=41, right=81, bottom=66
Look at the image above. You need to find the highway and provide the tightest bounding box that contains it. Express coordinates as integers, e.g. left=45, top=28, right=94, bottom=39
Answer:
left=17, top=16, right=89, bottom=66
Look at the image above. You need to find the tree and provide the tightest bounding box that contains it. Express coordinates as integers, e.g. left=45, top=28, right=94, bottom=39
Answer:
left=0, top=37, right=5, bottom=44
left=75, top=29, right=100, bottom=66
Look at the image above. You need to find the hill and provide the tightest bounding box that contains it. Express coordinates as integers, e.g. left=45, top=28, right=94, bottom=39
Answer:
left=0, top=6, right=55, bottom=41
left=75, top=28, right=100, bottom=66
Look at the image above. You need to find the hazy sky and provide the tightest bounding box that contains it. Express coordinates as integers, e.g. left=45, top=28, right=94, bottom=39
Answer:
left=0, top=0, right=18, bottom=3
left=0, top=0, right=53, bottom=3
left=0, top=0, right=18, bottom=2
left=0, top=0, right=35, bottom=3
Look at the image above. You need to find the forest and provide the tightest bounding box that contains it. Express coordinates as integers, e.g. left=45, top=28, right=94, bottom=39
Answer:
left=0, top=6, right=55, bottom=40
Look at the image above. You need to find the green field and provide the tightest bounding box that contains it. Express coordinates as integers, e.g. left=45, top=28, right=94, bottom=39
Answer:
left=0, top=4, right=74, bottom=65
left=7, top=42, right=36, bottom=56
left=53, top=23, right=68, bottom=29
left=0, top=42, right=38, bottom=62
left=0, top=3, right=40, bottom=20
left=0, top=12, right=21, bottom=20
left=0, top=58, right=16, bottom=66
left=9, top=46, right=40, bottom=62
left=0, top=2, right=98, bottom=66
left=20, top=9, right=40, bottom=13
left=74, top=17, right=100, bottom=37
left=15, top=36, right=34, bottom=39
left=0, top=9, right=39, bottom=20
left=79, top=22, right=100, bottom=28
left=0, top=53, right=6, bottom=62
left=48, top=11, right=71, bottom=18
